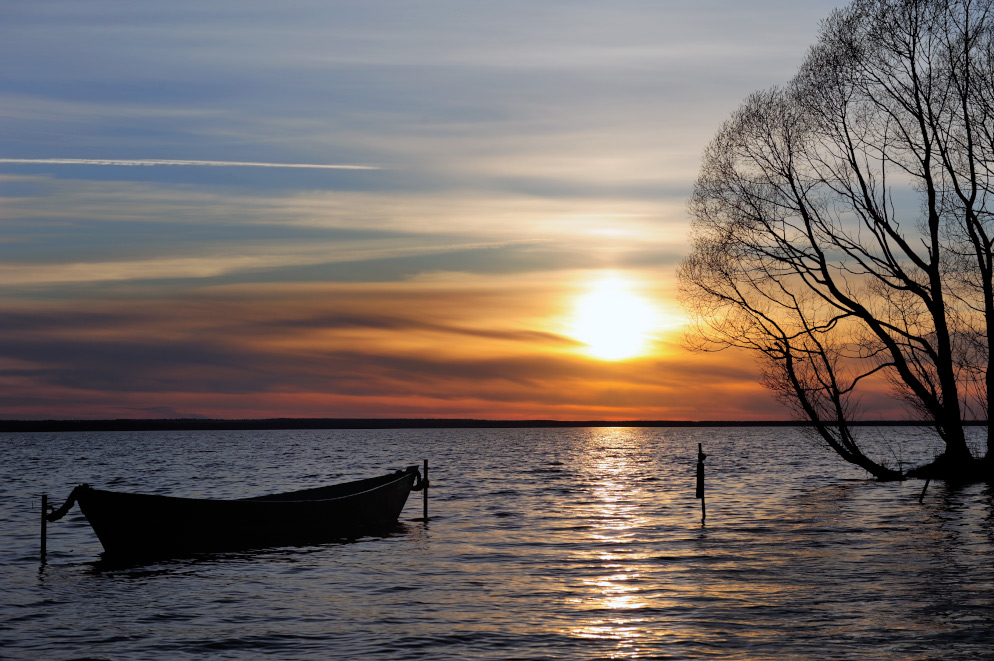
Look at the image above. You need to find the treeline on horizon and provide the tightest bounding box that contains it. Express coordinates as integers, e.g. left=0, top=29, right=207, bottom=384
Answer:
left=1, top=418, right=988, bottom=433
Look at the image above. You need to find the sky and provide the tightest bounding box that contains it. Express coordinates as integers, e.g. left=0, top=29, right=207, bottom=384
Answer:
left=1, top=0, right=889, bottom=421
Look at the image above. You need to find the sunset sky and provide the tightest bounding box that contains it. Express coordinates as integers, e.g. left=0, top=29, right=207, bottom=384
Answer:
left=2, top=0, right=892, bottom=421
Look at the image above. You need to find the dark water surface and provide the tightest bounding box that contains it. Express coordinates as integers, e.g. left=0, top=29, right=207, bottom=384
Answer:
left=3, top=427, right=993, bottom=659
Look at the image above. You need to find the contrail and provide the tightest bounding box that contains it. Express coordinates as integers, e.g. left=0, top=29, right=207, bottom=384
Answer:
left=0, top=158, right=379, bottom=170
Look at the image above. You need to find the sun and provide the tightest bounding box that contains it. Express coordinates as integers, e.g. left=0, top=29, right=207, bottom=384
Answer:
left=569, top=276, right=660, bottom=361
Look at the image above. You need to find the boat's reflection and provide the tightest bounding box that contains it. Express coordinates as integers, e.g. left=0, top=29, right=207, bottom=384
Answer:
left=86, top=521, right=417, bottom=575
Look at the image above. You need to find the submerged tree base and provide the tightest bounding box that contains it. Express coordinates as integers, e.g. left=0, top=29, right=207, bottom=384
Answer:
left=905, top=455, right=994, bottom=484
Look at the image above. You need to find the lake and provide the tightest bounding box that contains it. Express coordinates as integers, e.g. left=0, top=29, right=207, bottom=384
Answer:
left=2, top=426, right=993, bottom=659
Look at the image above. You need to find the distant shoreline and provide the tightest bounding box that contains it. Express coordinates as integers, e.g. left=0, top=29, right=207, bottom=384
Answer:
left=1, top=418, right=987, bottom=433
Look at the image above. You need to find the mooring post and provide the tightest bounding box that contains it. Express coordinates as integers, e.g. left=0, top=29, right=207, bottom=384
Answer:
left=696, top=443, right=707, bottom=525
left=918, top=477, right=931, bottom=504
left=422, top=458, right=429, bottom=522
left=40, top=494, right=48, bottom=562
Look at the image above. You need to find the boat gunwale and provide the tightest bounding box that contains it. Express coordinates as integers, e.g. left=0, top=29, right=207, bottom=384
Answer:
left=242, top=468, right=418, bottom=504
left=80, top=467, right=419, bottom=506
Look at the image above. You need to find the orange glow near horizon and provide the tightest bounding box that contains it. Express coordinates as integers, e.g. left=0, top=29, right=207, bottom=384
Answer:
left=0, top=272, right=834, bottom=422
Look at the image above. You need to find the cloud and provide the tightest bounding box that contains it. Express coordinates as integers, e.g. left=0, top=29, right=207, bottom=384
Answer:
left=0, top=2, right=839, bottom=198
left=0, top=238, right=549, bottom=287
left=0, top=276, right=807, bottom=421
left=0, top=158, right=377, bottom=170
left=0, top=175, right=687, bottom=296
left=0, top=0, right=854, bottom=420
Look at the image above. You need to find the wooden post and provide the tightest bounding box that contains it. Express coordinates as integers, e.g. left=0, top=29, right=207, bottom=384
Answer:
left=918, top=477, right=931, bottom=503
left=40, top=494, right=47, bottom=562
left=422, top=458, right=429, bottom=521
left=696, top=443, right=707, bottom=525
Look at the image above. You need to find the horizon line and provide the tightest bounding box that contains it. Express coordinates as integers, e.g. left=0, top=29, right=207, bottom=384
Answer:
left=3, top=417, right=985, bottom=433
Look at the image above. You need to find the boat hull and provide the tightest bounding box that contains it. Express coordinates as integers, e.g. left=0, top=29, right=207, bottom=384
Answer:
left=73, top=467, right=420, bottom=558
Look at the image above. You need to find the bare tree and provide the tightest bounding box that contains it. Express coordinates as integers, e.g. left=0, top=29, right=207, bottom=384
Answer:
left=680, top=0, right=993, bottom=481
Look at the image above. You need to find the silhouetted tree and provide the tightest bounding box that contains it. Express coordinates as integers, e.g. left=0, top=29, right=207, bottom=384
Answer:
left=680, top=0, right=993, bottom=481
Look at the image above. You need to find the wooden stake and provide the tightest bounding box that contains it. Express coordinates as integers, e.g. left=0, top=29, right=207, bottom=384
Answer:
left=40, top=494, right=47, bottom=562
left=422, top=459, right=429, bottom=521
left=918, top=477, right=931, bottom=503
left=696, top=443, right=707, bottom=525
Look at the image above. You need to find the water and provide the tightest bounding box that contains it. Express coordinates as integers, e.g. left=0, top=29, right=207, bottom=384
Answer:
left=2, top=426, right=993, bottom=659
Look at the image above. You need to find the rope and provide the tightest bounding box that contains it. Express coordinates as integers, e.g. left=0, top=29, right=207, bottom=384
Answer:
left=45, top=484, right=88, bottom=522
left=411, top=469, right=429, bottom=491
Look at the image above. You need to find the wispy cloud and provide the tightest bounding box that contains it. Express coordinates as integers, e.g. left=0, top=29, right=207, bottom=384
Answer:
left=0, top=237, right=546, bottom=287
left=0, top=158, right=378, bottom=170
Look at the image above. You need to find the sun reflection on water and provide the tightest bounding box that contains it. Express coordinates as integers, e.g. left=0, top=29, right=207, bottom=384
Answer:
left=560, top=428, right=670, bottom=654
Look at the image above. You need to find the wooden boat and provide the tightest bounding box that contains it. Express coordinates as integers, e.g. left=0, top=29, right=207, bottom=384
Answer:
left=45, top=465, right=425, bottom=559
